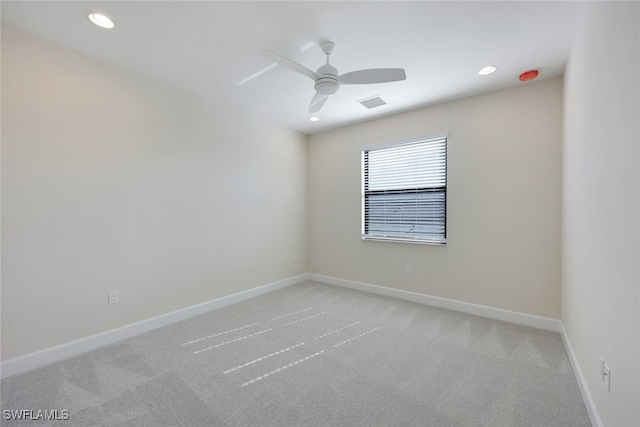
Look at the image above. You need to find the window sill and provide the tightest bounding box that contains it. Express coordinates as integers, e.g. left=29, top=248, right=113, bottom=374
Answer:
left=362, top=235, right=447, bottom=246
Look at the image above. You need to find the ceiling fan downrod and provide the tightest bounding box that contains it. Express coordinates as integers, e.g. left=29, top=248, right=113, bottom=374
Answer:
left=315, top=41, right=339, bottom=95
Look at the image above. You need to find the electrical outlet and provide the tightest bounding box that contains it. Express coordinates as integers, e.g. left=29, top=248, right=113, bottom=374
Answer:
left=603, top=362, right=610, bottom=392
left=108, top=290, right=119, bottom=304
left=405, top=264, right=412, bottom=274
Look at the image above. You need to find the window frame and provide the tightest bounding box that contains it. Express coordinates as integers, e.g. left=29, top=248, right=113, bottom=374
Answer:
left=361, top=133, right=448, bottom=245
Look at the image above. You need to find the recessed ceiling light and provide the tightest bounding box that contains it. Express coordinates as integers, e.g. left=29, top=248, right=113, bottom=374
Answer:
left=478, top=65, right=498, bottom=76
left=309, top=116, right=320, bottom=122
left=88, top=13, right=114, bottom=29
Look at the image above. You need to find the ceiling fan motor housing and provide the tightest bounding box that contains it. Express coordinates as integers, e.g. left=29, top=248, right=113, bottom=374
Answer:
left=315, top=63, right=340, bottom=95
left=315, top=77, right=339, bottom=95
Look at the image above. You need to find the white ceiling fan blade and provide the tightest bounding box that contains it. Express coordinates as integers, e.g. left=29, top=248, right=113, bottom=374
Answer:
left=339, top=68, right=407, bottom=84
left=309, top=92, right=328, bottom=113
left=260, top=49, right=319, bottom=81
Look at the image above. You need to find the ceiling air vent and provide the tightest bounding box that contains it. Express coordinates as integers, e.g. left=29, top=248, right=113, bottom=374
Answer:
left=358, top=95, right=387, bottom=109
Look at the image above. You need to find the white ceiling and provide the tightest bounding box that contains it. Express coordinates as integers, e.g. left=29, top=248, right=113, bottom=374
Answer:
left=1, top=1, right=584, bottom=135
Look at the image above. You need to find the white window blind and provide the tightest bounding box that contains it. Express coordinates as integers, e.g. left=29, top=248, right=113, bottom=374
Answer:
left=362, top=134, right=447, bottom=244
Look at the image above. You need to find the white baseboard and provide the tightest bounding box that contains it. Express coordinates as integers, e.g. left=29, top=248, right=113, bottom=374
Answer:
left=560, top=325, right=602, bottom=427
left=308, top=273, right=562, bottom=332
left=1, top=274, right=308, bottom=379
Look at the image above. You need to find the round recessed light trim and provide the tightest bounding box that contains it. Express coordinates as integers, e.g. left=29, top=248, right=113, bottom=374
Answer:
left=309, top=116, right=320, bottom=122
left=478, top=65, right=498, bottom=76
left=88, top=13, right=114, bottom=29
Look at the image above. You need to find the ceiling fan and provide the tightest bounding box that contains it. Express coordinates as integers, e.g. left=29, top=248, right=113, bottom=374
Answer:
left=260, top=41, right=406, bottom=114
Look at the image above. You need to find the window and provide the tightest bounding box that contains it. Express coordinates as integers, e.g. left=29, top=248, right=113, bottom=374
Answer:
left=362, top=134, right=447, bottom=245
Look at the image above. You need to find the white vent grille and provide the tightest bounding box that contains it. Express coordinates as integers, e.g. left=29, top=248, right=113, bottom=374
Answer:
left=358, top=96, right=387, bottom=109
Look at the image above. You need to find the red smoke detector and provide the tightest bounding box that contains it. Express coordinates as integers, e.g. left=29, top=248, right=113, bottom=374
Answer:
left=519, top=69, right=539, bottom=82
